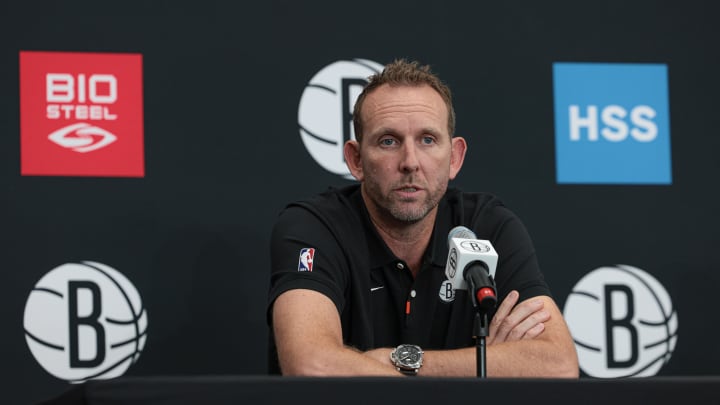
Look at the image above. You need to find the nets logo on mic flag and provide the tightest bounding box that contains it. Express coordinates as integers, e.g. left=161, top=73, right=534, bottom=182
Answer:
left=19, top=51, right=144, bottom=177
left=444, top=226, right=498, bottom=293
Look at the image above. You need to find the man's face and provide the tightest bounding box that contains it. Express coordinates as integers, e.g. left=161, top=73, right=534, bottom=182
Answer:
left=346, top=84, right=465, bottom=224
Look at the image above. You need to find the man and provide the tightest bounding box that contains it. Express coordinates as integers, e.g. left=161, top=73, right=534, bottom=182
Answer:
left=268, top=59, right=578, bottom=377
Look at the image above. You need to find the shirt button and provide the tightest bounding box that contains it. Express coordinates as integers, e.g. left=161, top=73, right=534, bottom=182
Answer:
left=410, top=290, right=417, bottom=298
left=396, top=262, right=405, bottom=270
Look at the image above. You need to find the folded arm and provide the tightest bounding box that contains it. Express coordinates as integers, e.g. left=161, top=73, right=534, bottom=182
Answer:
left=272, top=288, right=402, bottom=376
left=487, top=294, right=579, bottom=377
left=420, top=294, right=579, bottom=377
left=272, top=288, right=578, bottom=377
left=363, top=292, right=578, bottom=377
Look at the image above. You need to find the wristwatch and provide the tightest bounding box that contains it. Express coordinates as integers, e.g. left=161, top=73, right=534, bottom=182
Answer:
left=390, top=344, right=424, bottom=376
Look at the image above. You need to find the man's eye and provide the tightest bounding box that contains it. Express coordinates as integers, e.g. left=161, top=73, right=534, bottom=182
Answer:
left=422, top=136, right=435, bottom=144
left=381, top=138, right=396, bottom=146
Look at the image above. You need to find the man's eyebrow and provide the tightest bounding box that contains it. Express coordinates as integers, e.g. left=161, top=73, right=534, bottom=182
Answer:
left=420, top=127, right=443, bottom=136
left=369, top=127, right=400, bottom=137
left=369, top=127, right=443, bottom=137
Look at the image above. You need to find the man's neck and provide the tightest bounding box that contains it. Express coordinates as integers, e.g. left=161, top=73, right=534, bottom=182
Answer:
left=364, top=199, right=437, bottom=278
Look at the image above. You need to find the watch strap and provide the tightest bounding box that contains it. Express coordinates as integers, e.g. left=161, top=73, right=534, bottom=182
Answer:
left=395, top=366, right=419, bottom=376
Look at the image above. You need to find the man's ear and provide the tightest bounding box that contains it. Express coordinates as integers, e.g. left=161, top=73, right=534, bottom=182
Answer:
left=344, top=140, right=364, bottom=181
left=449, top=136, right=467, bottom=180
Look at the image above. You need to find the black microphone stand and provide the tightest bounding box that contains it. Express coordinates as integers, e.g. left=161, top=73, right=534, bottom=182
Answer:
left=467, top=276, right=496, bottom=378
left=473, top=309, right=490, bottom=378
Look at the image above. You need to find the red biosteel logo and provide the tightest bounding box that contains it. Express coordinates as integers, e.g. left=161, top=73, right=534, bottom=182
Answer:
left=20, top=51, right=144, bottom=177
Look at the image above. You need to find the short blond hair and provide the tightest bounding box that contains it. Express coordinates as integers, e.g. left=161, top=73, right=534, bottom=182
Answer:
left=352, top=59, right=456, bottom=142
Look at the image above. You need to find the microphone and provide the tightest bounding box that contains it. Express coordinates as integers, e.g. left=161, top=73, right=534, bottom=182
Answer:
left=445, top=226, right=498, bottom=310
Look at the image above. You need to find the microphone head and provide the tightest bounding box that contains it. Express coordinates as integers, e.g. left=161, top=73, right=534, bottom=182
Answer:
left=447, top=226, right=477, bottom=247
left=445, top=228, right=499, bottom=292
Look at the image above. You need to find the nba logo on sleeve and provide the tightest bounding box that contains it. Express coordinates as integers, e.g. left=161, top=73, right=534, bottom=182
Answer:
left=19, top=51, right=144, bottom=177
left=298, top=248, right=315, bottom=272
left=553, top=63, right=672, bottom=184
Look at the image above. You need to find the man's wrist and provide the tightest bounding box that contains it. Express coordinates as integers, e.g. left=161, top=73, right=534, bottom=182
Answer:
left=362, top=347, right=394, bottom=367
left=390, top=344, right=424, bottom=376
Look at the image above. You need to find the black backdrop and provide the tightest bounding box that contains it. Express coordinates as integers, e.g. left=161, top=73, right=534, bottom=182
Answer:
left=2, top=1, right=719, bottom=403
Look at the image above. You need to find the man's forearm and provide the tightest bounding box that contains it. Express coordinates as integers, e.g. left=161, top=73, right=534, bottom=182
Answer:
left=283, top=333, right=578, bottom=377
left=418, top=296, right=578, bottom=378
left=280, top=343, right=403, bottom=376
left=485, top=338, right=579, bottom=377
left=274, top=289, right=404, bottom=377
left=418, top=341, right=577, bottom=378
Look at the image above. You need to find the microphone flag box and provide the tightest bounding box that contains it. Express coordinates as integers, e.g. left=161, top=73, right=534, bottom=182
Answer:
left=445, top=237, right=498, bottom=291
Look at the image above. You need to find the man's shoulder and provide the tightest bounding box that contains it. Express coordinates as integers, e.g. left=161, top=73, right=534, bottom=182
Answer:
left=444, top=187, right=506, bottom=215
left=271, top=184, right=369, bottom=268
left=273, top=184, right=365, bottom=237
left=440, top=188, right=524, bottom=237
left=287, top=184, right=361, bottom=216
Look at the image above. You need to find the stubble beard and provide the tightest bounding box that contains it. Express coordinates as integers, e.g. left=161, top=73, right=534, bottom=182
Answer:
left=366, top=179, right=447, bottom=224
left=387, top=196, right=436, bottom=223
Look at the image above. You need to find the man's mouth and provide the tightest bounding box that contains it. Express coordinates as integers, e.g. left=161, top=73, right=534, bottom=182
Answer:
left=400, top=187, right=418, bottom=192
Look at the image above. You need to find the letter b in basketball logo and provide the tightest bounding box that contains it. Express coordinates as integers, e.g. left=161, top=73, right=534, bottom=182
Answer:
left=438, top=279, right=455, bottom=303
left=563, top=265, right=678, bottom=377
left=23, top=262, right=148, bottom=382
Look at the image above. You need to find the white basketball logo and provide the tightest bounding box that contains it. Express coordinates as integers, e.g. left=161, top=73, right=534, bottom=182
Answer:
left=438, top=279, right=455, bottom=303
left=23, top=261, right=148, bottom=383
left=297, top=58, right=383, bottom=179
left=563, top=264, right=678, bottom=377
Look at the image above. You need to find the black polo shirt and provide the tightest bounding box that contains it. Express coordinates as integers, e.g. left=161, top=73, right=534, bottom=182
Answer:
left=267, top=184, right=550, bottom=373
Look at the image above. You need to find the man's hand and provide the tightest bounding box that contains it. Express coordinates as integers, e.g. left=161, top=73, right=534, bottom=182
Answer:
left=487, top=290, right=550, bottom=345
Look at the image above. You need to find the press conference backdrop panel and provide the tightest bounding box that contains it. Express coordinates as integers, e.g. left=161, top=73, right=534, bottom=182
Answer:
left=1, top=1, right=718, bottom=403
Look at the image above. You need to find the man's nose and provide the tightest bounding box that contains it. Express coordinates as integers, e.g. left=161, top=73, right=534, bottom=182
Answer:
left=400, top=143, right=420, bottom=173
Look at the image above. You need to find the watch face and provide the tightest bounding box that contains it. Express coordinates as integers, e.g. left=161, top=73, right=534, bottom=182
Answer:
left=396, top=345, right=423, bottom=368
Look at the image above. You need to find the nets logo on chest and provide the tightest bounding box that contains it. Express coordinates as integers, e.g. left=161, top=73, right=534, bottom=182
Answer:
left=19, top=51, right=144, bottom=177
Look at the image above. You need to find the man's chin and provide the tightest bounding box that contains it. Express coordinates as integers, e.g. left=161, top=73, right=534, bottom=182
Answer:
left=388, top=205, right=431, bottom=223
